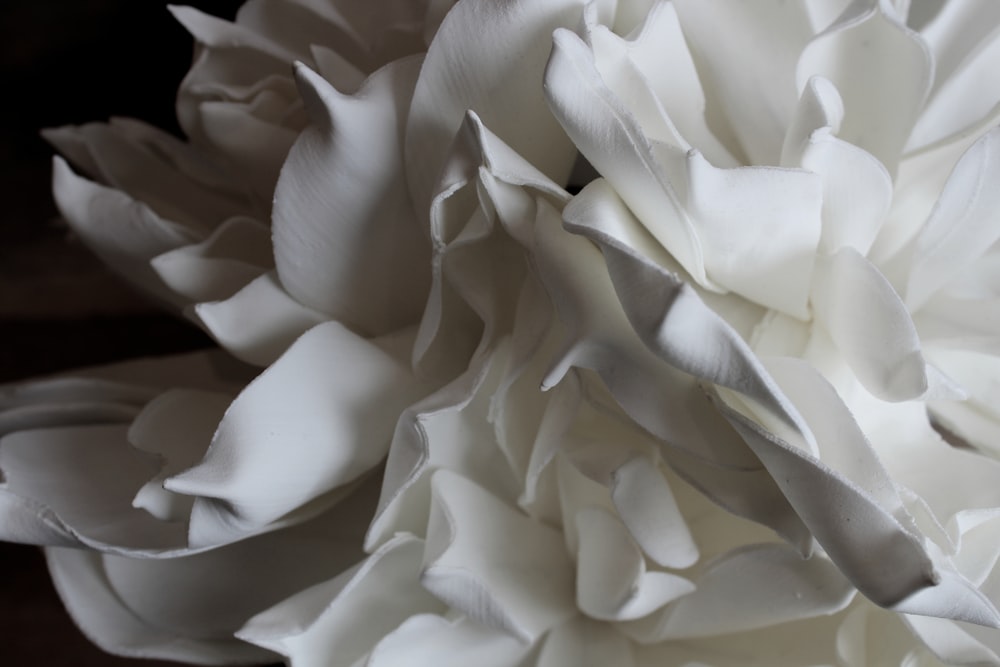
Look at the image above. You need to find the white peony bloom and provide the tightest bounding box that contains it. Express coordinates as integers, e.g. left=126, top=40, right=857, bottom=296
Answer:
left=7, top=0, right=1000, bottom=665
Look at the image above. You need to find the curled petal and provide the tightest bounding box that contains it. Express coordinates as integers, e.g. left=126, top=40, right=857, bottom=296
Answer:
left=0, top=425, right=185, bottom=552
left=546, top=35, right=822, bottom=315
left=537, top=616, right=635, bottom=667
left=672, top=0, right=815, bottom=165
left=910, top=1, right=1000, bottom=148
left=784, top=77, right=893, bottom=255
left=151, top=216, right=272, bottom=303
left=166, top=321, right=427, bottom=547
left=365, top=342, right=524, bottom=550
left=238, top=534, right=446, bottom=666
left=45, top=119, right=250, bottom=231
left=906, top=126, right=1000, bottom=311
left=559, top=181, right=1000, bottom=622
left=272, top=57, right=430, bottom=335
left=51, top=157, right=196, bottom=304
left=406, top=0, right=582, bottom=219
left=47, top=488, right=375, bottom=665
left=797, top=0, right=933, bottom=175
left=422, top=469, right=575, bottom=642
left=904, top=613, right=1000, bottom=666
left=622, top=544, right=854, bottom=642
left=194, top=271, right=328, bottom=367
left=128, top=389, right=231, bottom=523
left=811, top=247, right=929, bottom=401
left=575, top=506, right=694, bottom=621
left=364, top=614, right=529, bottom=667
left=609, top=455, right=699, bottom=569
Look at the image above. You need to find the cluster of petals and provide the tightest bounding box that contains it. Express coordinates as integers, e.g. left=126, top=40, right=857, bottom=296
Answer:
left=5, top=0, right=1000, bottom=665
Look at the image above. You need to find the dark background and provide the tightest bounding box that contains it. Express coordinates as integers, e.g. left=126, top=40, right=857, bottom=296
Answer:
left=0, top=1, right=269, bottom=665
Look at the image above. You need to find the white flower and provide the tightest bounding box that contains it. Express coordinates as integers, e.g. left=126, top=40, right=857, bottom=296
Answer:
left=6, top=0, right=1000, bottom=666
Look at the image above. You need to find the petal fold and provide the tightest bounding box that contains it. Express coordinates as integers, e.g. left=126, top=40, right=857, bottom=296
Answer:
left=166, top=321, right=426, bottom=546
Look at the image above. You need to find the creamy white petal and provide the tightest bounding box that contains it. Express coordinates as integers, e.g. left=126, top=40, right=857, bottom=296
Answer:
left=784, top=77, right=893, bottom=256
left=365, top=341, right=524, bottom=550
left=609, top=455, right=699, bottom=569
left=45, top=120, right=250, bottom=231
left=0, top=425, right=186, bottom=551
left=413, top=111, right=569, bottom=374
left=909, top=29, right=1000, bottom=151
left=272, top=58, right=429, bottom=335
left=919, top=0, right=1000, bottom=89
left=906, top=127, right=1000, bottom=311
left=910, top=0, right=1000, bottom=148
left=171, top=5, right=297, bottom=61
left=575, top=506, right=694, bottom=621
left=165, top=321, right=425, bottom=547
left=238, top=534, right=445, bottom=667
left=544, top=28, right=709, bottom=288
left=558, top=184, right=1000, bottom=620
left=546, top=187, right=813, bottom=547
left=797, top=0, right=932, bottom=175
left=538, top=616, right=635, bottom=667
left=873, top=104, right=1000, bottom=271
left=546, top=38, right=823, bottom=315
left=47, top=488, right=375, bottom=665
left=196, top=99, right=298, bottom=200
left=235, top=0, right=373, bottom=64
left=51, top=157, right=196, bottom=303
left=904, top=613, right=1000, bottom=666
left=364, top=614, right=529, bottom=667
left=623, top=544, right=854, bottom=642
left=46, top=547, right=272, bottom=665
left=310, top=44, right=366, bottom=92
left=422, top=469, right=575, bottom=642
left=812, top=248, right=929, bottom=401
left=679, top=152, right=822, bottom=318
left=672, top=0, right=815, bottom=165
left=194, top=271, right=328, bottom=366
left=558, top=181, right=807, bottom=435
left=151, top=216, right=272, bottom=303
left=406, top=0, right=582, bottom=219
left=617, top=1, right=737, bottom=166
left=128, top=389, right=232, bottom=523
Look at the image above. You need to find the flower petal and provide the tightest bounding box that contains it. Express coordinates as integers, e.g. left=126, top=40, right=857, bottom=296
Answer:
left=46, top=484, right=375, bottom=665
left=812, top=247, right=929, bottom=401
left=128, top=389, right=232, bottom=523
left=624, top=544, right=854, bottom=641
left=364, top=614, right=529, bottom=667
left=904, top=613, right=1000, bottom=665
left=906, top=126, right=1000, bottom=310
left=237, top=534, right=445, bottom=667
left=46, top=120, right=250, bottom=231
left=272, top=57, right=430, bottom=335
left=422, top=469, right=575, bottom=642
left=575, top=506, right=694, bottom=621
left=365, top=342, right=524, bottom=550
left=165, top=321, right=427, bottom=546
left=546, top=35, right=822, bottom=315
left=672, top=0, right=815, bottom=165
left=151, top=216, right=272, bottom=303
left=0, top=425, right=186, bottom=552
left=609, top=455, right=699, bottom=569
left=193, top=271, right=328, bottom=366
left=537, top=616, right=635, bottom=667
left=406, top=0, right=582, bottom=218
left=910, top=2, right=1000, bottom=148
left=51, top=157, right=196, bottom=302
left=783, top=77, right=893, bottom=255
left=797, top=0, right=932, bottom=175
left=559, top=182, right=1000, bottom=622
